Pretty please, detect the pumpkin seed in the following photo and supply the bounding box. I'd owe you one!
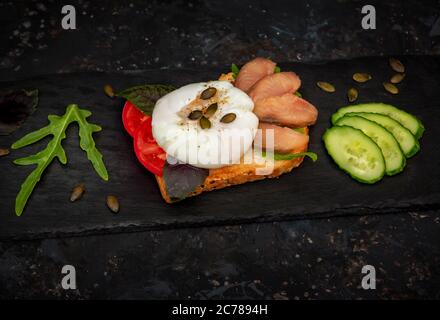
[199,116,211,129]
[317,81,335,93]
[204,103,218,118]
[347,88,358,102]
[70,184,85,202]
[390,73,405,84]
[353,73,372,83]
[104,84,115,98]
[389,58,405,73]
[220,113,237,123]
[0,147,10,157]
[383,82,399,94]
[200,87,217,100]
[106,195,120,213]
[188,110,203,120]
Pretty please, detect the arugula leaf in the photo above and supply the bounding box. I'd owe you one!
[262,151,318,162]
[76,109,108,180]
[231,63,240,79]
[274,66,281,73]
[11,104,108,216]
[116,84,175,115]
[293,127,305,134]
[162,159,208,202]
[294,91,302,98]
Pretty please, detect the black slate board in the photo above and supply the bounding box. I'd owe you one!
[1,56,440,240]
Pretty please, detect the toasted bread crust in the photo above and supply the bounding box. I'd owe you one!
[156,128,309,203]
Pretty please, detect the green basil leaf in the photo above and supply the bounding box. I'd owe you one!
[294,91,302,98]
[0,88,38,135]
[262,151,318,162]
[293,127,305,134]
[12,104,108,216]
[116,84,175,115]
[162,160,209,202]
[231,63,240,79]
[274,66,281,73]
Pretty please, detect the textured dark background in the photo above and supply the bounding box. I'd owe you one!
[1,0,440,299]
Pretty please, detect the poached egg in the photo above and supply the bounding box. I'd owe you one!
[152,81,259,169]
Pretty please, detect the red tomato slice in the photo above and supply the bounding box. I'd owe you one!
[122,101,149,137]
[133,117,166,176]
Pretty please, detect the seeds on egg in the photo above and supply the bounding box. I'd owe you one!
[0,148,10,157]
[106,195,120,213]
[70,184,85,202]
[199,116,211,129]
[200,87,217,100]
[204,103,218,118]
[389,58,405,73]
[347,88,358,102]
[220,113,237,123]
[390,73,405,84]
[383,82,399,94]
[317,81,335,93]
[188,110,203,120]
[353,73,372,83]
[104,84,115,98]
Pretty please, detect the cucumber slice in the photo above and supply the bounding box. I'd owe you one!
[331,103,424,139]
[323,126,385,184]
[335,115,406,176]
[345,112,420,158]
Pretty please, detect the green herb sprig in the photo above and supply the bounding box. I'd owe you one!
[11,104,108,216]
[231,63,240,79]
[262,151,318,162]
[116,84,175,116]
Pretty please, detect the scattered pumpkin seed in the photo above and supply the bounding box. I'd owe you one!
[188,110,203,120]
[70,184,85,202]
[347,88,358,102]
[389,58,405,73]
[200,87,217,100]
[199,116,211,129]
[106,195,120,213]
[0,147,10,157]
[104,84,115,98]
[220,113,237,123]
[383,82,399,94]
[317,81,335,93]
[204,103,218,118]
[390,73,405,84]
[353,73,372,83]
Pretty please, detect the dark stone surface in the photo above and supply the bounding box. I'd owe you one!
[1,56,440,240]
[0,0,440,299]
[1,212,439,299]
[1,0,440,81]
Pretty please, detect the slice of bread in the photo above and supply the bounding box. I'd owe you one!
[156,128,309,203]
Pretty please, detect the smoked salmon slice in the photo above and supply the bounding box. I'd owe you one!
[248,72,301,102]
[253,93,318,128]
[235,57,276,92]
[254,122,309,154]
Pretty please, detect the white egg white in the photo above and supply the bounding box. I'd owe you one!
[152,81,259,169]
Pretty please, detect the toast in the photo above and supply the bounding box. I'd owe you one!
[156,128,309,203]
[153,66,316,203]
